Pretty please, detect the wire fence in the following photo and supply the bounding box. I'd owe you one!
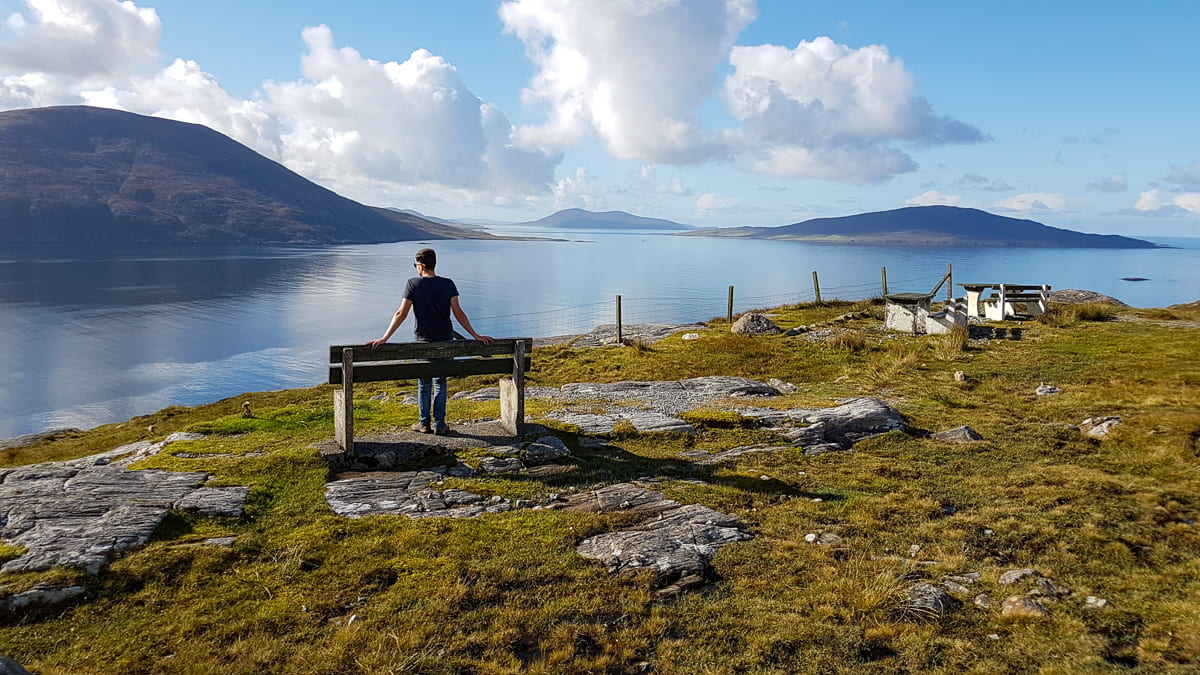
[472,267,955,339]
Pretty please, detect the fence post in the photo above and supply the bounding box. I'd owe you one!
[615,294,622,345]
[881,266,888,297]
[727,285,734,322]
[947,262,953,301]
[812,271,822,305]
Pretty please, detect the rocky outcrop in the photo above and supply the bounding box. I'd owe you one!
[0,436,248,574]
[1048,289,1127,306]
[566,483,750,584]
[325,470,514,519]
[1079,416,1122,439]
[731,313,782,335]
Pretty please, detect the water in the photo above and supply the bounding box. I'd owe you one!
[2,232,1197,438]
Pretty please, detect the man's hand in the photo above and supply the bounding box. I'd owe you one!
[474,334,495,346]
[365,338,387,349]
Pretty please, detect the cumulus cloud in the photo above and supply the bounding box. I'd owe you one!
[0,0,559,203]
[1134,188,1200,215]
[724,37,987,182]
[551,166,611,211]
[907,190,960,206]
[501,0,754,163]
[994,193,1065,212]
[696,192,741,214]
[1087,173,1127,193]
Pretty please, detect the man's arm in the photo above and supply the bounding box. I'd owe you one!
[450,296,493,345]
[365,299,413,348]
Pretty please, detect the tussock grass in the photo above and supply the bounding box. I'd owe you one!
[5,300,1200,673]
[929,326,969,361]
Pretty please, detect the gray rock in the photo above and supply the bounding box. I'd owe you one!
[164,432,207,444]
[0,449,225,573]
[903,582,962,617]
[547,323,706,348]
[974,593,992,609]
[1035,384,1062,396]
[946,573,979,585]
[174,486,250,518]
[0,656,32,675]
[324,470,495,519]
[0,428,81,450]
[784,326,809,336]
[930,425,983,443]
[523,436,572,463]
[998,568,1040,585]
[680,444,790,466]
[486,445,523,457]
[446,462,477,478]
[1001,595,1050,617]
[767,378,798,393]
[941,580,971,594]
[2,583,86,610]
[479,457,525,474]
[1079,416,1121,439]
[1048,289,1127,306]
[1084,596,1110,609]
[202,536,237,547]
[1033,577,1072,597]
[547,410,694,435]
[571,484,750,584]
[731,313,783,335]
[681,332,700,340]
[368,392,391,402]
[452,387,500,401]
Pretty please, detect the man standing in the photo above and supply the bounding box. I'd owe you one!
[366,248,493,435]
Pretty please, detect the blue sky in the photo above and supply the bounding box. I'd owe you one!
[1,0,1198,236]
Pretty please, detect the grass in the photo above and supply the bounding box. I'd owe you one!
[4,299,1200,673]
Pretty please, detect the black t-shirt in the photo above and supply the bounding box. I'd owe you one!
[403,276,459,342]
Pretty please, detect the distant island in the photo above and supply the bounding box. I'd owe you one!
[510,208,694,231]
[683,205,1159,248]
[0,106,496,245]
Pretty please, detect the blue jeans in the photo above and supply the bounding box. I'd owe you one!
[417,376,447,427]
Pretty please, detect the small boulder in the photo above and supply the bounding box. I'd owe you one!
[1079,416,1121,439]
[1084,596,1111,609]
[523,436,572,463]
[0,657,32,675]
[902,582,962,617]
[164,432,206,444]
[479,457,524,474]
[930,425,983,443]
[681,332,700,340]
[974,593,993,609]
[1035,384,1062,396]
[731,313,783,335]
[1001,595,1050,617]
[998,568,1040,585]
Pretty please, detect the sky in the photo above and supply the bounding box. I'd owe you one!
[1,0,1198,236]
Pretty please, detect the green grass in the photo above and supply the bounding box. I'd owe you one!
[4,299,1200,673]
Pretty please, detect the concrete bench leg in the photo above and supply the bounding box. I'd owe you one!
[333,389,354,452]
[499,377,525,436]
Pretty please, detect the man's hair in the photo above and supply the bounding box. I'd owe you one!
[415,248,437,269]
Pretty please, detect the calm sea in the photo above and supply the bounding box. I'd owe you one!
[2,230,1197,438]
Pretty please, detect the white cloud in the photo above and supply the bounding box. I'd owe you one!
[1134,189,1161,211]
[551,166,611,211]
[907,190,960,206]
[0,0,158,80]
[696,192,740,213]
[0,1,560,203]
[994,193,1065,212]
[1135,189,1200,215]
[1087,173,1127,193]
[724,37,986,182]
[500,0,755,163]
[636,165,692,196]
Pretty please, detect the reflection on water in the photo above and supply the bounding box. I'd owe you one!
[1,234,1197,437]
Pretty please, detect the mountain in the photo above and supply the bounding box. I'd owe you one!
[684,205,1159,248]
[513,208,694,230]
[0,106,491,244]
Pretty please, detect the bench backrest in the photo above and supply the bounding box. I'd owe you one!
[328,338,532,385]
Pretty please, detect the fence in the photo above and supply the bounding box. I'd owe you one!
[473,266,957,341]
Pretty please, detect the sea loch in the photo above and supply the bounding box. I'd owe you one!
[1,230,1197,438]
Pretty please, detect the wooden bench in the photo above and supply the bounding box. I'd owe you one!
[959,283,1050,320]
[328,338,532,452]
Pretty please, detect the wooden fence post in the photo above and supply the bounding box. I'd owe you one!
[881,266,888,297]
[812,271,822,305]
[947,262,953,301]
[615,295,622,345]
[727,285,734,322]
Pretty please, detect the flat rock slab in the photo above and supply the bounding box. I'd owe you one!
[0,437,249,574]
[317,421,552,471]
[547,410,695,434]
[566,483,751,583]
[325,470,516,519]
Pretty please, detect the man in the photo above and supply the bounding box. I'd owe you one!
[366,248,493,435]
